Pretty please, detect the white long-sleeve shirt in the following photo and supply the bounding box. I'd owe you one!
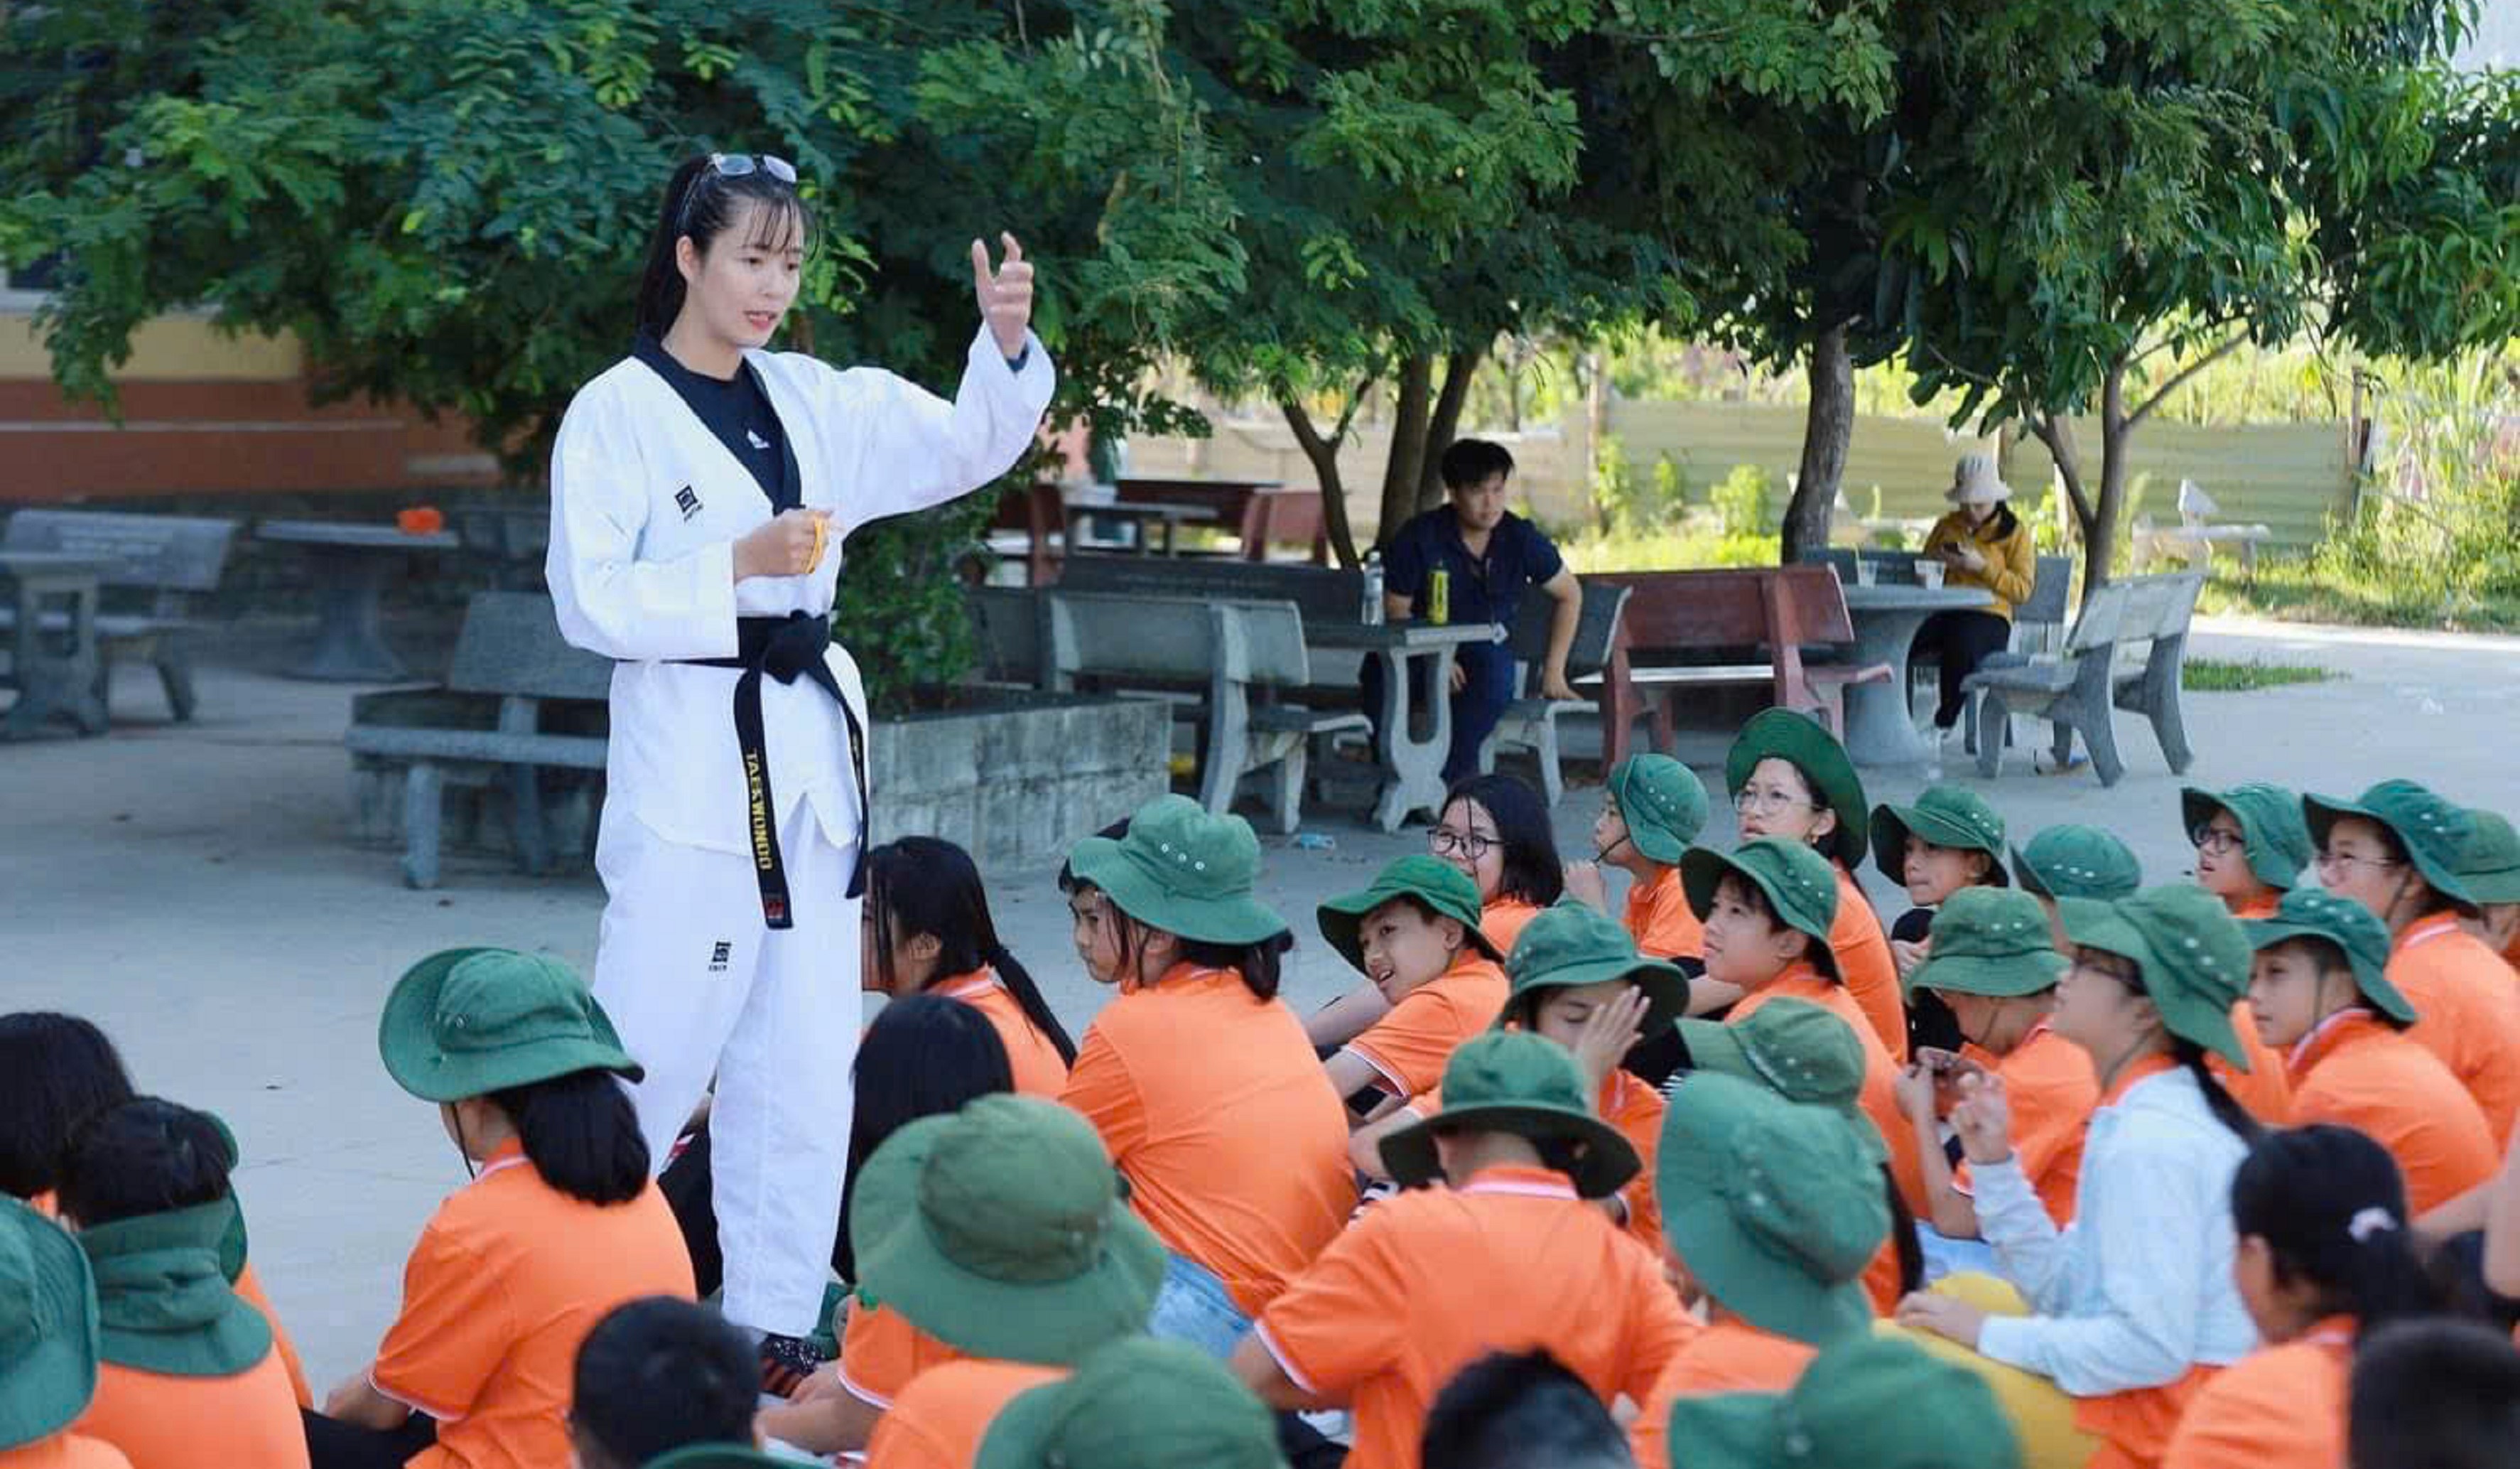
[1974,1063,2259,1395]
[546,325,1055,856]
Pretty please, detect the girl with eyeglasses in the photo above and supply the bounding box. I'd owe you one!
[2305,781,2520,1150]
[2182,784,2314,922]
[544,151,1054,1394]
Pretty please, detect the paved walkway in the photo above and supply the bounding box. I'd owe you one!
[2,615,2514,1383]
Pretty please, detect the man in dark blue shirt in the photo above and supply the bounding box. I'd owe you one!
[1366,438,1583,783]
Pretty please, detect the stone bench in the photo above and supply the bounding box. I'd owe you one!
[1963,571,2205,787]
[0,510,237,721]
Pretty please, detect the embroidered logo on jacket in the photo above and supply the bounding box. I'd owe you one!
[746,429,770,451]
[708,940,732,972]
[674,486,702,520]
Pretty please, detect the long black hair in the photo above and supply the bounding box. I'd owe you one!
[632,153,813,340]
[866,836,1076,1063]
[2232,1124,2438,1340]
[2170,1040,2264,1146]
[836,996,1014,1281]
[485,1070,651,1207]
[1106,913,1293,1004]
[0,1012,137,1200]
[55,1097,229,1227]
[1443,773,1564,908]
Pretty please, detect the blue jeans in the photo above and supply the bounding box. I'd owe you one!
[1146,1252,1251,1360]
[1358,635,1519,785]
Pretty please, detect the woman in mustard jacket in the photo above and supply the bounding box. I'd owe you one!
[1914,452,2038,742]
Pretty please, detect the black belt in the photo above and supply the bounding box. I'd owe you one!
[679,612,867,927]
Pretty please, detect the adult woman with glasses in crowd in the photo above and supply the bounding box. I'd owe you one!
[544,150,1055,1393]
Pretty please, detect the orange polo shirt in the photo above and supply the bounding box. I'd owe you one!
[1406,1068,1667,1251]
[1732,967,1927,1216]
[1832,865,1908,1063]
[369,1141,697,1469]
[1255,1166,1692,1469]
[861,1360,1066,1469]
[1954,1020,2099,1227]
[1628,1320,1817,1469]
[2391,913,2520,1148]
[837,1300,963,1411]
[1347,952,1510,1100]
[1059,964,1356,1316]
[76,1352,308,1469]
[1481,898,1543,957]
[2160,1318,2352,1469]
[930,970,1069,1097]
[229,1263,311,1408]
[1623,865,1704,962]
[2211,1005,2293,1126]
[0,1438,132,1469]
[2286,1010,2497,1215]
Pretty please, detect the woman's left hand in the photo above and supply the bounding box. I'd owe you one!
[1947,543,1988,572]
[972,232,1035,358]
[1895,1291,1989,1348]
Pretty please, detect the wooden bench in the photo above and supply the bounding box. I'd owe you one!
[0,510,237,721]
[1582,566,1890,768]
[1042,592,1367,832]
[343,591,612,887]
[1962,571,2205,787]
[1477,580,1629,806]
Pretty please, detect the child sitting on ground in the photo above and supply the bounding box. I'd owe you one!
[2010,826,2142,937]
[2455,807,2520,971]
[1233,1030,1691,1469]
[850,1096,1165,1469]
[2182,784,2313,922]
[0,1197,131,1468]
[863,836,1075,1095]
[1417,1350,1636,1469]
[1628,1072,1891,1469]
[568,1297,761,1469]
[1871,784,2010,1054]
[55,1098,308,1469]
[1317,856,1511,1119]
[1663,1334,2022,1469]
[2347,1320,2520,1469]
[309,948,693,1469]
[1562,753,1712,967]
[972,1337,1286,1469]
[2240,888,2496,1214]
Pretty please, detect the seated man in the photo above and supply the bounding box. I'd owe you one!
[1367,437,1581,783]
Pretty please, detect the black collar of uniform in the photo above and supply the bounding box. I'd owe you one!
[630,332,804,513]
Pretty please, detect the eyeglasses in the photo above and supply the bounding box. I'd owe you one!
[2190,825,2244,855]
[2317,848,2401,875]
[1734,787,1820,816]
[2067,952,2142,990]
[677,152,799,230]
[1429,827,1498,861]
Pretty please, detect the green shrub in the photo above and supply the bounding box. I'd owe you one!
[1710,463,1773,539]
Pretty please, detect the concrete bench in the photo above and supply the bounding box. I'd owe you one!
[1042,591,1367,833]
[2133,480,2271,575]
[343,591,612,887]
[1477,580,1629,807]
[0,510,237,721]
[1962,571,2205,787]
[1581,566,1890,768]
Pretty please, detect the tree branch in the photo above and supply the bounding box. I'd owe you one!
[2127,313,2244,369]
[2027,412,2094,529]
[2127,330,2249,429]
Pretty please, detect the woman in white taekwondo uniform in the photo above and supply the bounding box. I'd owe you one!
[545,151,1053,1387]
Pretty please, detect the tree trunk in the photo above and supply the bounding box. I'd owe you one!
[1782,325,1853,563]
[1283,398,1362,569]
[1415,345,1485,513]
[2089,360,2134,604]
[1584,350,1609,534]
[1378,354,1435,547]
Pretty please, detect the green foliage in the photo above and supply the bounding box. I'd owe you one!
[2182,659,2340,692]
[1590,434,1690,537]
[1709,463,1773,539]
[1560,515,1779,572]
[2197,554,2520,635]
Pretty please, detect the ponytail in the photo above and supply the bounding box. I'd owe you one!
[985,942,1078,1065]
[2174,1042,2263,1145]
[2231,1124,2438,1341]
[867,837,1075,1062]
[632,154,813,340]
[488,1071,649,1207]
[1883,1165,1925,1296]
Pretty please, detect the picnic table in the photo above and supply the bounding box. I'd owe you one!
[1307,619,1498,832]
[1063,500,1218,557]
[257,520,462,682]
[1838,583,2001,765]
[0,551,110,738]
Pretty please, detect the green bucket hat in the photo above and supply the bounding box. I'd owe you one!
[1500,900,1692,1038]
[2242,888,2412,1024]
[2011,824,2142,901]
[976,1337,1287,1469]
[646,1448,789,1468]
[1379,1031,1641,1200]
[852,1095,1164,1367]
[1726,709,1871,872]
[1064,795,1288,946]
[378,947,641,1104]
[1908,888,2068,999]
[1871,786,2009,888]
[1681,839,1843,982]
[2182,783,2314,892]
[1655,1073,1886,1347]
[2303,780,2478,909]
[79,1199,271,1378]
[1666,1333,2021,1469]
[0,1198,99,1452]
[2055,886,2252,1068]
[1677,999,1886,1168]
[1608,753,1711,864]
[1318,854,1500,970]
[2457,809,2520,905]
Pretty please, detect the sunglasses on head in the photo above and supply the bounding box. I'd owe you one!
[677,152,799,230]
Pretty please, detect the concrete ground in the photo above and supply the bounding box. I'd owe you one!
[3,611,2515,1387]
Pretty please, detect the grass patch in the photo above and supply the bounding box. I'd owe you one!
[2183,658,2340,692]
[2197,555,2520,635]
